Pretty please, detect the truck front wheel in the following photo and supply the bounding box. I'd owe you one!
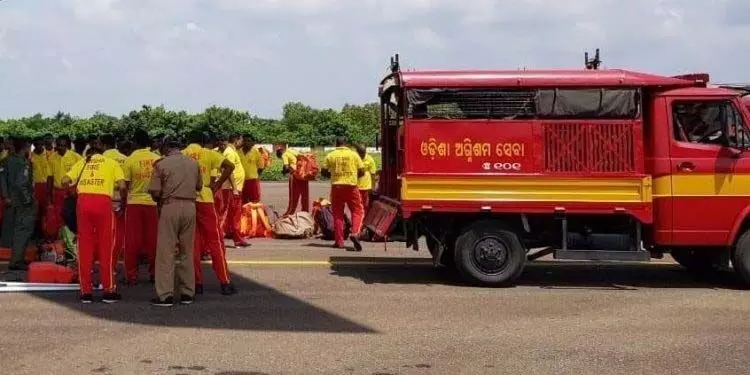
[732,230,750,287]
[454,221,526,287]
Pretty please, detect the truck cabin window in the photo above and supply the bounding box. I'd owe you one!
[672,101,750,148]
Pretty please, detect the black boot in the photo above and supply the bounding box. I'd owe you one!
[220,283,237,295]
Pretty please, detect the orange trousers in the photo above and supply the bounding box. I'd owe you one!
[284,176,309,215]
[194,202,231,285]
[124,204,158,283]
[331,185,364,246]
[359,189,370,217]
[77,194,116,295]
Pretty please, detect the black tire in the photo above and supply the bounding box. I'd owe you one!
[671,248,726,275]
[733,231,750,286]
[453,221,526,287]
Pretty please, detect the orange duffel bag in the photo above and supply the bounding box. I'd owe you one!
[27,262,76,284]
[238,203,273,239]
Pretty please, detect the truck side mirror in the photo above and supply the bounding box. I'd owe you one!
[375,134,381,150]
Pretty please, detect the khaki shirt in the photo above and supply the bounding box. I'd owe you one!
[148,152,202,202]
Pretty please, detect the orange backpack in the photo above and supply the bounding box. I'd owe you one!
[293,152,319,181]
[257,147,271,169]
[239,203,273,238]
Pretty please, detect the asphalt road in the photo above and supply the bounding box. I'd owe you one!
[0,182,749,375]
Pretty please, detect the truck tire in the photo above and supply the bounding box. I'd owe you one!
[671,248,726,275]
[732,230,750,287]
[454,221,525,287]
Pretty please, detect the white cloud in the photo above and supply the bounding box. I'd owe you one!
[0,0,748,119]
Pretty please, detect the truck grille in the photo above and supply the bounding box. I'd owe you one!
[543,122,636,173]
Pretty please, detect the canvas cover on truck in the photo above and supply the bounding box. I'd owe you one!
[407,88,639,119]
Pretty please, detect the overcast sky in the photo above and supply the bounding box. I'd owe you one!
[0,0,748,119]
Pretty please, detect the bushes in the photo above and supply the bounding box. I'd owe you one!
[0,102,380,149]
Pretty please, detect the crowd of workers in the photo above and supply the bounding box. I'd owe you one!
[0,131,377,306]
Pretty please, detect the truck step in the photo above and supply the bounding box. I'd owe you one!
[554,249,650,262]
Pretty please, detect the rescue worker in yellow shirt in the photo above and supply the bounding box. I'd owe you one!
[355,145,378,216]
[122,130,161,285]
[48,135,83,225]
[276,146,309,215]
[63,138,127,303]
[30,138,53,235]
[215,133,250,247]
[321,136,366,251]
[239,134,263,204]
[183,131,238,295]
[101,134,128,265]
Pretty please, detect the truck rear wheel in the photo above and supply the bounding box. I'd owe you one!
[454,221,525,287]
[732,230,750,287]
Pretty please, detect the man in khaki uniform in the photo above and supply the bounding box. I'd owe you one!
[148,136,203,307]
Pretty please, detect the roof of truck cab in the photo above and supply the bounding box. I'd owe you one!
[398,69,699,88]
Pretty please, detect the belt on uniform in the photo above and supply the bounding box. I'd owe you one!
[160,197,196,205]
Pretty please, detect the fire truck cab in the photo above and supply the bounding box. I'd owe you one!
[365,54,750,287]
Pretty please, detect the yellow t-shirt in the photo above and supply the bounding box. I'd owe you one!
[30,152,51,184]
[221,145,245,191]
[66,154,125,197]
[182,143,225,203]
[103,149,126,166]
[123,148,160,206]
[51,150,84,189]
[323,147,364,186]
[357,154,377,190]
[282,149,298,168]
[241,147,261,180]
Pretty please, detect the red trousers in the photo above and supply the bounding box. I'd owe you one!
[52,187,75,221]
[194,202,231,285]
[113,203,125,261]
[77,194,116,295]
[216,189,244,243]
[34,183,48,232]
[360,189,370,217]
[331,185,364,246]
[284,176,309,215]
[242,179,261,203]
[124,204,158,283]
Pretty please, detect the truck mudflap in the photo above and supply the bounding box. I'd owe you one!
[363,196,400,240]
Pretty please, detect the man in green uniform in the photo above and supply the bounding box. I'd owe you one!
[0,138,37,270]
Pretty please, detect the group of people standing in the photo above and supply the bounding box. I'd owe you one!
[0,130,270,306]
[1,131,377,305]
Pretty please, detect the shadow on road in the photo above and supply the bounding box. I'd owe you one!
[23,266,377,334]
[329,257,743,290]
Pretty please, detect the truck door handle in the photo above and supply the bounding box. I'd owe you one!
[678,161,695,172]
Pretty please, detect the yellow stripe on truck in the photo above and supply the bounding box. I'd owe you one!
[654,174,750,197]
[401,176,653,203]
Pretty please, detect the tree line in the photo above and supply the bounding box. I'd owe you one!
[0,102,380,147]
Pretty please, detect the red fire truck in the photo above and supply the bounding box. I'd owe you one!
[365,53,750,287]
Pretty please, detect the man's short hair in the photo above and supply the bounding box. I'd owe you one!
[334,136,347,147]
[133,129,151,148]
[100,133,116,147]
[228,133,242,142]
[186,130,206,145]
[11,137,27,153]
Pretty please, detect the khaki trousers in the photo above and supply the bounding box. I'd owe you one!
[155,200,196,300]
